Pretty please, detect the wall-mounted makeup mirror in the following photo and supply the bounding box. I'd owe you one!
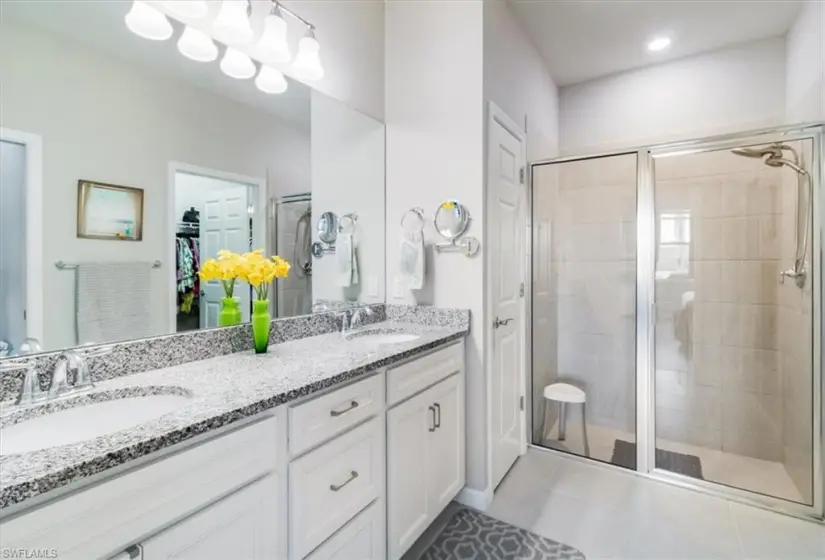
[434,200,480,256]
[434,201,470,241]
[317,211,339,244]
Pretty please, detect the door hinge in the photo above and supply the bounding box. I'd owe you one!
[519,167,525,184]
[519,283,525,298]
[519,396,524,411]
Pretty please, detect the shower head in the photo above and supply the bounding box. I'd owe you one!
[731,145,784,159]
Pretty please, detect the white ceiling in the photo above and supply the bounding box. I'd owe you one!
[508,0,804,86]
[2,1,311,130]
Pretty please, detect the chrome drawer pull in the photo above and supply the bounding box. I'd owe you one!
[330,400,359,417]
[429,405,437,432]
[330,470,359,491]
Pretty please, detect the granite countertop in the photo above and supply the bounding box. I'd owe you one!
[0,321,467,510]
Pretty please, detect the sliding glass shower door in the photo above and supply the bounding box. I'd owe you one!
[530,153,638,466]
[649,137,817,506]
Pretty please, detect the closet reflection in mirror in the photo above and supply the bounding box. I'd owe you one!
[0,1,385,355]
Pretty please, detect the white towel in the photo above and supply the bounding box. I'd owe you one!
[400,229,425,290]
[336,232,359,287]
[76,262,153,345]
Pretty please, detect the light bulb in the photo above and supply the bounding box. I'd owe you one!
[292,29,323,81]
[125,1,173,41]
[255,65,288,94]
[177,26,218,62]
[220,47,255,79]
[164,0,208,19]
[213,0,253,45]
[255,9,291,63]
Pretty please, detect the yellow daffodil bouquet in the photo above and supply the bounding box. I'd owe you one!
[199,249,243,299]
[237,249,291,301]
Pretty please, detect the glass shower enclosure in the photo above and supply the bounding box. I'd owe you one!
[529,123,823,521]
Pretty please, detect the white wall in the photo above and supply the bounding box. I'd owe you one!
[559,37,787,154]
[311,90,386,304]
[483,0,559,161]
[0,20,310,350]
[385,0,486,491]
[785,0,825,122]
[281,0,385,122]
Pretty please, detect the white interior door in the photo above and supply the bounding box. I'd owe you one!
[200,185,250,328]
[487,106,526,490]
[0,140,27,351]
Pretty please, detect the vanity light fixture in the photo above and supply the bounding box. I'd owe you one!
[177,26,218,62]
[220,47,256,79]
[125,0,322,94]
[292,28,324,81]
[124,1,173,41]
[164,0,208,20]
[255,5,291,64]
[213,0,254,45]
[647,36,671,52]
[255,65,289,94]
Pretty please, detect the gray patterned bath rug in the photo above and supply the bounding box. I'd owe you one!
[611,439,704,479]
[420,507,586,560]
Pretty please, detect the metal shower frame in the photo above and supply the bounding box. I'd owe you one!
[526,122,825,523]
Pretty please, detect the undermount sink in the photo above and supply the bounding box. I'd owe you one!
[0,387,192,456]
[345,328,421,345]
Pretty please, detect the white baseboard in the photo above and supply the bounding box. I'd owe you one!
[455,485,494,511]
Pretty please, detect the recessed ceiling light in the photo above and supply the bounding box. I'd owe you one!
[647,37,671,52]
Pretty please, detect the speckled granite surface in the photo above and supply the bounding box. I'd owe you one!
[386,304,471,330]
[0,319,467,510]
[0,304,386,403]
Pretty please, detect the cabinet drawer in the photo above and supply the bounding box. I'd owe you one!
[387,341,463,405]
[289,417,384,559]
[290,373,383,456]
[305,500,384,560]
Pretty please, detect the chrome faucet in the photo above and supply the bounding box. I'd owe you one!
[350,307,374,331]
[2,346,111,406]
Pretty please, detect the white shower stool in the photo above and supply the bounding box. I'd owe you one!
[542,383,590,457]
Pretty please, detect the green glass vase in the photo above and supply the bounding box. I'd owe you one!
[218,297,242,327]
[251,299,271,354]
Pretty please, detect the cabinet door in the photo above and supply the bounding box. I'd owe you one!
[427,374,465,514]
[141,473,278,560]
[386,389,432,560]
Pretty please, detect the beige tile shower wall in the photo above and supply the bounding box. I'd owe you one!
[654,150,785,461]
[778,140,814,504]
[549,155,638,434]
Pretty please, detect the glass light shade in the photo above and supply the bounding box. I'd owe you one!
[292,34,323,81]
[255,12,291,63]
[125,1,173,41]
[164,0,208,19]
[255,65,288,94]
[177,26,218,62]
[212,0,253,45]
[220,47,255,79]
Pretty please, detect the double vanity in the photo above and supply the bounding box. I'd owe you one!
[0,306,469,560]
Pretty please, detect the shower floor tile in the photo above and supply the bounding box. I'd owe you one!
[538,423,804,503]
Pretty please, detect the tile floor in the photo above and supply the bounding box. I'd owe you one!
[540,422,804,503]
[485,449,825,560]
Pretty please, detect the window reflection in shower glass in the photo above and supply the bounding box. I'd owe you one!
[531,153,637,467]
[652,140,815,505]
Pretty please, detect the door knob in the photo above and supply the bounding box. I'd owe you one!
[493,316,514,329]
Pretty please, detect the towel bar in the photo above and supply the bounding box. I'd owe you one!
[55,260,162,269]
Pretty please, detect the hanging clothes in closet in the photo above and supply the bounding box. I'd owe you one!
[176,234,200,314]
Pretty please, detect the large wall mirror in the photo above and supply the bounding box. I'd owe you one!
[0,1,385,356]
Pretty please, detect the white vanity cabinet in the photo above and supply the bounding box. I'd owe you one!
[0,338,466,560]
[140,473,279,559]
[387,372,465,560]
